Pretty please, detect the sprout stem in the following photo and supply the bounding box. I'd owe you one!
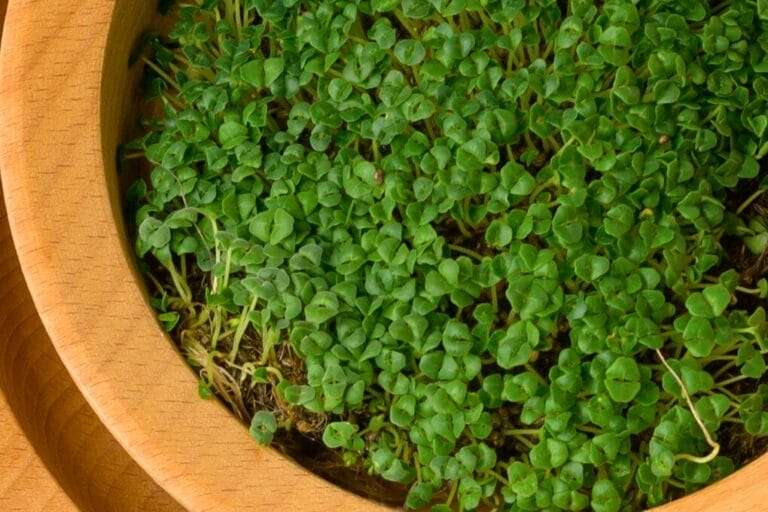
[736,286,761,295]
[718,386,742,404]
[448,244,485,261]
[736,188,767,215]
[235,0,242,36]
[667,478,686,490]
[141,57,181,91]
[446,480,458,506]
[265,366,284,381]
[229,297,258,362]
[717,374,749,388]
[210,308,223,349]
[712,359,738,379]
[656,349,720,465]
[504,428,540,436]
[393,10,420,39]
[511,433,535,449]
[702,355,737,363]
[487,469,509,485]
[454,218,473,238]
[163,259,192,306]
[146,271,167,296]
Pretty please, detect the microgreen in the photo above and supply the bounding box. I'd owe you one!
[129,0,768,510]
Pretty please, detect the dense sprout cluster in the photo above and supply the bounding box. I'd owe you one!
[127,0,768,510]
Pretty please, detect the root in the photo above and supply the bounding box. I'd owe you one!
[182,331,247,420]
[656,349,721,464]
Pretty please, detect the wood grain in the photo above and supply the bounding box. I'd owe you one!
[0,3,183,512]
[0,2,390,510]
[0,0,6,39]
[0,181,184,512]
[0,102,76,504]
[0,1,765,511]
[0,3,72,510]
[0,391,76,512]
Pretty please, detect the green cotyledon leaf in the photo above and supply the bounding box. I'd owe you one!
[130,1,768,509]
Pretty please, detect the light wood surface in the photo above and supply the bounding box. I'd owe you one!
[0,181,184,512]
[0,1,765,511]
[0,91,185,509]
[0,2,389,510]
[0,1,73,508]
[0,392,76,512]
[0,0,6,39]
[0,3,183,511]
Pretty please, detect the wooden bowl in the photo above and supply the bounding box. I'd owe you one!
[0,182,185,512]
[0,1,766,510]
[0,3,179,512]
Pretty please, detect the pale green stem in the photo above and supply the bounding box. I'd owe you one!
[737,187,766,215]
[656,349,720,465]
[142,57,181,91]
[229,296,258,362]
[448,244,484,261]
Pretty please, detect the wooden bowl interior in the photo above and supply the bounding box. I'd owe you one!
[1,1,388,510]
[1,1,768,511]
[0,185,183,512]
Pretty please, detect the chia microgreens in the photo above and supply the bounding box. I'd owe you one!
[126,0,768,510]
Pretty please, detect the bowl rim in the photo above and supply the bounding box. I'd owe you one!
[0,2,390,511]
[1,1,767,511]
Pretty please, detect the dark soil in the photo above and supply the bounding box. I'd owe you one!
[715,178,768,467]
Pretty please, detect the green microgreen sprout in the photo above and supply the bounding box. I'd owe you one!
[126,0,768,510]
[655,348,720,464]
